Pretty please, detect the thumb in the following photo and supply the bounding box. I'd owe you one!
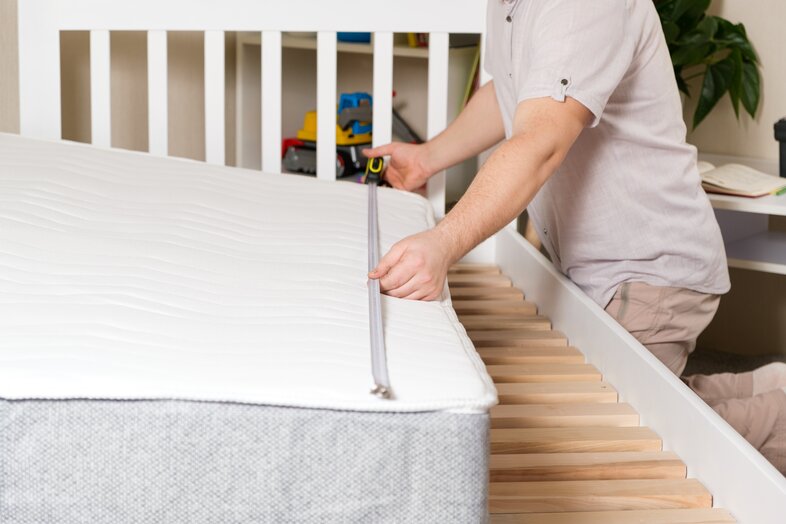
[363,143,396,158]
[369,243,405,279]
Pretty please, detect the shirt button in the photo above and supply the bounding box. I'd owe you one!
[506,15,512,22]
[543,228,548,235]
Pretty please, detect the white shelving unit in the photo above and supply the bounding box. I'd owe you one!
[701,153,786,275]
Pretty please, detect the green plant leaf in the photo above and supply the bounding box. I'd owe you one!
[655,0,762,127]
[741,60,761,117]
[716,21,759,66]
[671,0,711,22]
[696,15,718,41]
[693,57,734,128]
[662,20,681,42]
[727,48,743,118]
[671,42,713,67]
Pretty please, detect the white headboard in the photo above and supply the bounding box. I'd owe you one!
[17,0,488,217]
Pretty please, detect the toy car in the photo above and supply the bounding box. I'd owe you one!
[283,93,373,178]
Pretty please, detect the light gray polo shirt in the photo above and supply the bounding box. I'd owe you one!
[485,0,730,307]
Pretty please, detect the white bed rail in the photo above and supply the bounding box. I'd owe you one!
[17,0,487,217]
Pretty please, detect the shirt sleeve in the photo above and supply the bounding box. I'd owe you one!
[515,0,634,128]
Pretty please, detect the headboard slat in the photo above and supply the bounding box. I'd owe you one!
[89,30,111,147]
[147,30,168,156]
[204,30,225,165]
[316,31,337,181]
[426,32,449,218]
[372,32,394,149]
[261,31,283,174]
[18,0,61,140]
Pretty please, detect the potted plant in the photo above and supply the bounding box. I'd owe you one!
[655,0,761,128]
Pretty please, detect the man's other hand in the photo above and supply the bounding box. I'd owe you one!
[362,142,433,192]
[368,229,454,301]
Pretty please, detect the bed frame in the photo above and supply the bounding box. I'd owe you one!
[16,0,786,522]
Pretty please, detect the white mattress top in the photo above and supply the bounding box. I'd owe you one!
[0,134,496,412]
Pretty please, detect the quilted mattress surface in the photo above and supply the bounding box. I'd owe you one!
[0,134,497,413]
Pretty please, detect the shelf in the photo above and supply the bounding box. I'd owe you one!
[238,32,431,59]
[709,192,786,217]
[724,231,786,275]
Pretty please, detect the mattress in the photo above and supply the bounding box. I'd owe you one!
[0,134,496,523]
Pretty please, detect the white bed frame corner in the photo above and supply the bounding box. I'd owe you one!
[15,1,786,522]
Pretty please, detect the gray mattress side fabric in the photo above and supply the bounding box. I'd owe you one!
[0,399,489,523]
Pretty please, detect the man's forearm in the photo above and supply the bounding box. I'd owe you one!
[432,96,591,263]
[433,132,559,262]
[423,81,506,173]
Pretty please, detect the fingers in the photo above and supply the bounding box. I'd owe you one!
[368,242,405,280]
[363,143,396,158]
[375,253,444,301]
[368,232,447,302]
[379,261,417,293]
[402,288,431,301]
[384,168,406,190]
[400,276,443,301]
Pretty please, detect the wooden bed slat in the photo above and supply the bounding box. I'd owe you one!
[469,330,568,347]
[204,30,225,165]
[494,382,617,405]
[458,315,551,331]
[261,30,282,173]
[147,30,168,156]
[489,451,686,482]
[486,364,602,383]
[448,274,513,287]
[479,347,585,365]
[488,479,712,513]
[452,300,537,316]
[89,30,111,148]
[490,403,639,429]
[490,427,662,455]
[450,286,525,300]
[490,508,735,523]
[448,264,501,275]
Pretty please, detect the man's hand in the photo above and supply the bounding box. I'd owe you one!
[363,142,433,192]
[368,229,455,301]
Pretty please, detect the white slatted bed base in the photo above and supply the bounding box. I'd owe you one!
[15,1,786,522]
[481,229,786,524]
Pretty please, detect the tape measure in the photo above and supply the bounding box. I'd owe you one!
[365,156,392,399]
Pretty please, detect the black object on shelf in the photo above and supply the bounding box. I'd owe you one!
[775,118,786,178]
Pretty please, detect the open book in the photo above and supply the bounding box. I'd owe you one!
[698,162,786,198]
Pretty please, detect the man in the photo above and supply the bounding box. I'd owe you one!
[364,0,786,473]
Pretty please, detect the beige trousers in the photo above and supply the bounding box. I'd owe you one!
[605,282,786,473]
[604,282,719,377]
